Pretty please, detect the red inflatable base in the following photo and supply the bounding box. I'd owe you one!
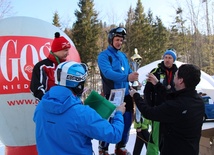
[5,145,38,155]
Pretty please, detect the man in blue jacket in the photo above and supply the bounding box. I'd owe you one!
[98,27,139,155]
[33,61,126,155]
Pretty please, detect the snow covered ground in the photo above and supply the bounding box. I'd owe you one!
[0,122,213,155]
[92,127,146,155]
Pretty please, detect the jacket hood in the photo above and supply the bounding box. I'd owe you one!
[41,86,81,114]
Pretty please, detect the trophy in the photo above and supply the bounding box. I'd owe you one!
[130,48,142,90]
[130,48,142,123]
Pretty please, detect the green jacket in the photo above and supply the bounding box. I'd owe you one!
[134,116,151,130]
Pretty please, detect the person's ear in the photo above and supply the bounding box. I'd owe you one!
[178,78,184,85]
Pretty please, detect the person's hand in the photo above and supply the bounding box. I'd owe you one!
[129,87,138,97]
[128,72,139,82]
[116,102,126,115]
[146,73,159,85]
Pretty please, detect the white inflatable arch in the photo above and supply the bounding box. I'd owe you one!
[138,60,214,100]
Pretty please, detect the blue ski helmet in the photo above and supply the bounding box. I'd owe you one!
[55,61,88,88]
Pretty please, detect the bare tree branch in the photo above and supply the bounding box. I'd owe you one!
[0,0,13,19]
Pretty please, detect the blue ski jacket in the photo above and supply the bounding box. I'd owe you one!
[33,86,124,155]
[98,45,132,96]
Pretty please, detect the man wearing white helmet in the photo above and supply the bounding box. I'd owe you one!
[33,61,126,155]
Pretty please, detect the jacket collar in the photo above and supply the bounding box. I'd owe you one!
[47,53,66,65]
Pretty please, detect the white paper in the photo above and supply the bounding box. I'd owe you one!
[109,88,125,117]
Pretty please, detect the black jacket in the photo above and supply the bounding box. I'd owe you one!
[144,61,178,107]
[133,88,204,155]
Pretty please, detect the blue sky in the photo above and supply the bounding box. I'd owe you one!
[10,0,194,28]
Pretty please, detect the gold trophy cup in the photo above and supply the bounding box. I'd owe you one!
[130,48,142,90]
[130,48,142,123]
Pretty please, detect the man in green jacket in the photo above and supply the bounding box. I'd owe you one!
[143,49,178,155]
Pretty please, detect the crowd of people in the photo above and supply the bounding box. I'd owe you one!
[31,28,205,155]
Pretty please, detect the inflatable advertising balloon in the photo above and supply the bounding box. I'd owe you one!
[0,16,81,155]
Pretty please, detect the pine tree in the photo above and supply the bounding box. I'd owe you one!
[168,8,193,63]
[72,0,102,92]
[124,6,135,58]
[52,11,61,28]
[72,0,101,64]
[125,0,152,65]
[149,15,169,62]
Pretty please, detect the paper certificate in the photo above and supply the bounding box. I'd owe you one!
[109,88,125,117]
[109,88,125,106]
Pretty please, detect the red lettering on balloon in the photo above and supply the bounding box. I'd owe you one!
[0,36,52,94]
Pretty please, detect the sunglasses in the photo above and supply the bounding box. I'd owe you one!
[66,63,88,82]
[115,27,126,35]
[66,73,87,82]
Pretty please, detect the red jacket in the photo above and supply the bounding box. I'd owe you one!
[30,54,65,101]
